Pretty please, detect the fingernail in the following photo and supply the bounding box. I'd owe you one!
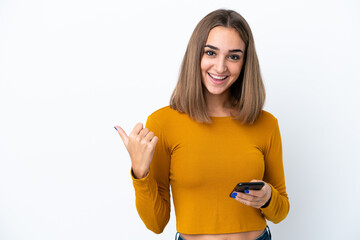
[231,193,237,198]
[244,190,249,194]
[114,127,117,131]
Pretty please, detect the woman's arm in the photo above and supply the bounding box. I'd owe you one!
[126,116,171,233]
[260,120,290,223]
[231,119,290,223]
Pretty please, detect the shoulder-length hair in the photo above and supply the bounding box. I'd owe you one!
[170,9,265,124]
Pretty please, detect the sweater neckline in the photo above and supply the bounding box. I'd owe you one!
[209,116,234,120]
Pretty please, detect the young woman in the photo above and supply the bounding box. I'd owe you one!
[115,9,289,240]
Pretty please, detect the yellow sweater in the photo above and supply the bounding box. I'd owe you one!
[131,106,289,234]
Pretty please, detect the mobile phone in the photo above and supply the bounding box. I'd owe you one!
[229,182,265,197]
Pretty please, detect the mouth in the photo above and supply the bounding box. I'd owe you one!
[208,73,228,84]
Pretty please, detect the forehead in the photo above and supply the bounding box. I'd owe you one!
[205,26,245,50]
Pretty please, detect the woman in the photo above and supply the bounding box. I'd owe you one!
[115,9,289,240]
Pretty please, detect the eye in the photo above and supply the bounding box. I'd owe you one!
[229,55,240,60]
[205,50,216,56]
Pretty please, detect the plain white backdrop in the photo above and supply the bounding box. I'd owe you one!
[1,0,359,239]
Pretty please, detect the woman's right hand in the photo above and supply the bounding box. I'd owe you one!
[115,123,159,179]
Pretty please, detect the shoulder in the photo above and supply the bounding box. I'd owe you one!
[146,106,190,139]
[148,106,175,118]
[147,106,188,126]
[258,110,278,122]
[252,110,279,130]
[148,106,182,120]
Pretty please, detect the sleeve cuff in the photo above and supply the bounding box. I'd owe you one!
[260,183,278,213]
[130,167,149,179]
[130,167,155,188]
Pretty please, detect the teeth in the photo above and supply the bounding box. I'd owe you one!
[209,73,227,80]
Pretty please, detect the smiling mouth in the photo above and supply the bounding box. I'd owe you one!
[208,73,228,81]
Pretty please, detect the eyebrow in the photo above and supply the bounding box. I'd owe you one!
[204,44,243,53]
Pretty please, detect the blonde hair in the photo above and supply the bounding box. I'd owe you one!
[170,9,265,124]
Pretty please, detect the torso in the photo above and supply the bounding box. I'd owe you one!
[181,229,265,240]
[148,106,277,234]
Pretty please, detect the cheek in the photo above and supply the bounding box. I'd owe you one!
[200,58,211,72]
[229,62,244,76]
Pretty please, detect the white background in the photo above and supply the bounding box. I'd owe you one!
[1,0,359,239]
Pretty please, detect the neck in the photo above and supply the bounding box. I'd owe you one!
[204,90,234,117]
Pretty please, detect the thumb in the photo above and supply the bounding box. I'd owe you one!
[250,179,263,182]
[114,126,129,147]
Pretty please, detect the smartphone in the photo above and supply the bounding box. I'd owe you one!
[230,182,265,197]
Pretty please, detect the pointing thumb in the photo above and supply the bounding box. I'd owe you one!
[114,126,129,147]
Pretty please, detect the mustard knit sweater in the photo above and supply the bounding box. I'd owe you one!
[131,106,289,234]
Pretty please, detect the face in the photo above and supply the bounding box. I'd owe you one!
[200,26,245,99]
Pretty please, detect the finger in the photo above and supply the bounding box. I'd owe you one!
[143,131,155,142]
[235,192,263,204]
[114,126,129,146]
[246,190,265,198]
[250,179,263,183]
[235,197,262,208]
[139,128,150,139]
[130,122,144,137]
[234,191,262,203]
[244,187,266,198]
[150,136,159,147]
[233,190,260,198]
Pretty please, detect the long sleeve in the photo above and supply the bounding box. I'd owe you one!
[260,119,290,223]
[131,115,171,233]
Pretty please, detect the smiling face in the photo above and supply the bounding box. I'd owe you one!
[200,26,246,101]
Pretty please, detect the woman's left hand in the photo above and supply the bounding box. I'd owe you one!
[232,180,272,209]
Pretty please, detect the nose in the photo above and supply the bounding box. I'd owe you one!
[214,56,227,73]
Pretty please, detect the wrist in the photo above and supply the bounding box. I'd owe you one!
[132,167,149,179]
[261,184,272,208]
[261,195,272,208]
